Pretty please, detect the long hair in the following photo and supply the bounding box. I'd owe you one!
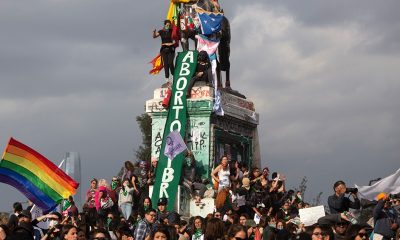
[60,224,77,240]
[150,226,171,240]
[89,228,111,240]
[204,218,225,240]
[191,216,205,234]
[124,161,135,171]
[345,224,365,240]
[227,224,246,240]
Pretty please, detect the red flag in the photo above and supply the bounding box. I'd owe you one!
[149,54,163,75]
[172,23,180,48]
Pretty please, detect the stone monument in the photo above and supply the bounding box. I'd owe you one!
[146,82,260,216]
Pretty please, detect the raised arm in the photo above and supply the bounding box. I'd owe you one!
[153,29,160,38]
[349,193,360,210]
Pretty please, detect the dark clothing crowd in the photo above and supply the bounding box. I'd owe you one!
[1,160,399,240]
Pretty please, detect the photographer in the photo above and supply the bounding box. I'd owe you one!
[373,193,400,240]
[328,181,360,214]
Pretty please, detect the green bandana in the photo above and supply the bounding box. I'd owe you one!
[106,218,112,227]
[111,181,118,190]
[194,229,202,240]
[143,205,149,212]
[62,200,71,211]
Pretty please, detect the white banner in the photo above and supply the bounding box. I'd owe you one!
[355,168,400,200]
[299,205,325,226]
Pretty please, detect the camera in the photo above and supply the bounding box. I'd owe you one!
[389,193,400,199]
[346,187,358,194]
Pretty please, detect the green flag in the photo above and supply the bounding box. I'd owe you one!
[152,51,198,211]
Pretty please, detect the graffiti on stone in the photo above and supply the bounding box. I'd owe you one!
[187,131,207,151]
[151,118,166,159]
[154,132,162,155]
[189,86,212,99]
[146,100,166,113]
[221,92,255,111]
[186,117,209,159]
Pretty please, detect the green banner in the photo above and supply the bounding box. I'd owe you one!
[152,51,198,211]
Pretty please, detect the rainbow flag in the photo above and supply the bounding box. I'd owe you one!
[0,138,79,211]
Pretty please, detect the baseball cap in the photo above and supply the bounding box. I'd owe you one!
[158,197,168,206]
[18,210,32,219]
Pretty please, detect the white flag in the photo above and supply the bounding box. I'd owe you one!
[164,131,188,160]
[213,90,224,116]
[355,168,400,200]
[30,205,49,229]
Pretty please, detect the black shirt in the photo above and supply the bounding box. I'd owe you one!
[158,29,173,44]
[328,193,360,214]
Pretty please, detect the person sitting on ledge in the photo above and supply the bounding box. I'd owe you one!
[186,50,213,98]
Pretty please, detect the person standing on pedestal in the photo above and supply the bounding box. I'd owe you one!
[153,20,176,82]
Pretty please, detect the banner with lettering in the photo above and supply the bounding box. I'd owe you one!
[152,51,198,211]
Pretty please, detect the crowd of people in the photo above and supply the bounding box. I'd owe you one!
[0,155,399,240]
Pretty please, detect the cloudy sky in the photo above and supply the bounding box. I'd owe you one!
[1,0,399,212]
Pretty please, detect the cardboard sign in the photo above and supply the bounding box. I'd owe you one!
[299,205,325,226]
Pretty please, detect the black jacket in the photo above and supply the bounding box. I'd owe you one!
[328,194,360,214]
[373,200,400,238]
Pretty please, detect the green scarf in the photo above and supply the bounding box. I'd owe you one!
[111,181,118,190]
[61,200,71,211]
[143,205,149,212]
[194,229,202,240]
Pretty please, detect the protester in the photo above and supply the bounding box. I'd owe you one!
[150,226,170,240]
[345,224,369,240]
[3,158,398,240]
[138,197,153,220]
[186,50,212,97]
[121,161,135,182]
[7,202,22,232]
[227,224,247,240]
[95,179,115,228]
[0,224,12,240]
[148,158,158,186]
[59,224,78,240]
[85,178,98,229]
[211,156,231,192]
[204,218,224,240]
[134,209,156,240]
[118,178,135,220]
[153,19,176,82]
[89,228,112,240]
[308,225,329,240]
[373,193,400,240]
[328,181,360,214]
[190,216,205,240]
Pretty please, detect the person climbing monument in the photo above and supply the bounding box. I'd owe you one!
[186,50,212,97]
[153,20,176,82]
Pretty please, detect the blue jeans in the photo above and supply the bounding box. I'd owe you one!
[120,202,132,219]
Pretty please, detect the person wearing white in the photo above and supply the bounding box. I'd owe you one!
[118,179,134,219]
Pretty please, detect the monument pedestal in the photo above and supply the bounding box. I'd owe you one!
[146,84,260,215]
